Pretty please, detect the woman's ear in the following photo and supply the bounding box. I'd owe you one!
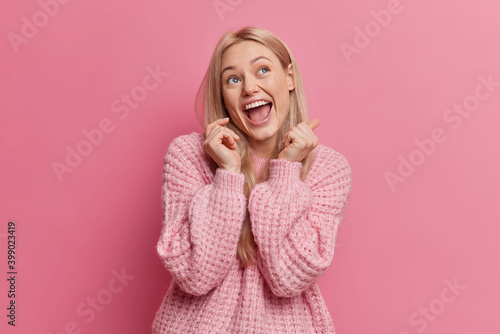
[287,63,295,91]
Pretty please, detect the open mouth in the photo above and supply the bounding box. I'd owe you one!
[242,100,273,125]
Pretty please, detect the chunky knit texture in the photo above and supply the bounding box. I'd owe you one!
[152,132,353,334]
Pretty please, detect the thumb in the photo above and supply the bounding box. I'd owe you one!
[307,119,320,131]
[281,133,290,147]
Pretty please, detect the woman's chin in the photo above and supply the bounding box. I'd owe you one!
[247,127,278,144]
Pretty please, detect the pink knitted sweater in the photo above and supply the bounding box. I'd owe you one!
[152,132,353,334]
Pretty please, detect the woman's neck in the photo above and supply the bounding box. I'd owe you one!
[250,150,269,184]
[248,135,278,159]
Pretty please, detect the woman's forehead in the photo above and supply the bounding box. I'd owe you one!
[222,41,276,65]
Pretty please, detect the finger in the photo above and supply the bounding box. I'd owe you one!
[212,118,239,141]
[205,125,222,143]
[206,118,230,136]
[281,132,291,148]
[307,119,320,131]
[296,123,312,136]
[282,130,298,148]
[221,130,236,148]
[292,124,309,139]
[206,118,228,136]
[210,126,237,150]
[222,139,237,150]
[297,123,317,144]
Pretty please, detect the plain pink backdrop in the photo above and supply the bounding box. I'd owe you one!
[1,0,499,333]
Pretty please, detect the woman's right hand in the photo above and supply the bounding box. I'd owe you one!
[203,118,242,174]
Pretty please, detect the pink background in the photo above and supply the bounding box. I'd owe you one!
[1,0,499,333]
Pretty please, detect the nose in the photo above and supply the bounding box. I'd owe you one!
[242,77,259,96]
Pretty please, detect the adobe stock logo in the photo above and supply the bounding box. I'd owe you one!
[397,277,467,334]
[339,0,407,64]
[48,267,135,334]
[7,0,72,54]
[213,0,244,21]
[385,73,499,192]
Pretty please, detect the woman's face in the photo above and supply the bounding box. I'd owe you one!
[221,40,295,151]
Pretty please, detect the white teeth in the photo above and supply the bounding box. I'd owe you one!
[244,100,269,110]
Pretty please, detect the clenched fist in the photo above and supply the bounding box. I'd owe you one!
[203,118,242,174]
[278,119,320,162]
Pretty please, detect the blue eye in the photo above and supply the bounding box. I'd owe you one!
[227,77,240,85]
[258,67,269,74]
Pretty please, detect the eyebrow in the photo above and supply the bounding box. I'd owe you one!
[221,56,271,76]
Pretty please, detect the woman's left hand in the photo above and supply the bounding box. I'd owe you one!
[278,119,320,162]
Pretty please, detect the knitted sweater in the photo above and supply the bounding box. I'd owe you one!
[152,132,353,334]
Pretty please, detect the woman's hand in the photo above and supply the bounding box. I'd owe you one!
[278,119,320,162]
[203,118,242,174]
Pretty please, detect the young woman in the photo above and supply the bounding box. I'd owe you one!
[152,26,353,333]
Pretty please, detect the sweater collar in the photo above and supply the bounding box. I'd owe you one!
[250,150,270,175]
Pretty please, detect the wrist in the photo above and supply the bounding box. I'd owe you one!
[277,153,298,162]
[220,165,241,174]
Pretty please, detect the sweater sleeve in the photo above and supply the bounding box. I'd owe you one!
[156,134,247,296]
[248,148,353,297]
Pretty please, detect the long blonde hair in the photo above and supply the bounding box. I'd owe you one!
[195,26,314,267]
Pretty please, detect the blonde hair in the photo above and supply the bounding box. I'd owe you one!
[195,26,314,267]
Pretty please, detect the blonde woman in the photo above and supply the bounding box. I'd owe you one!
[152,26,353,333]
